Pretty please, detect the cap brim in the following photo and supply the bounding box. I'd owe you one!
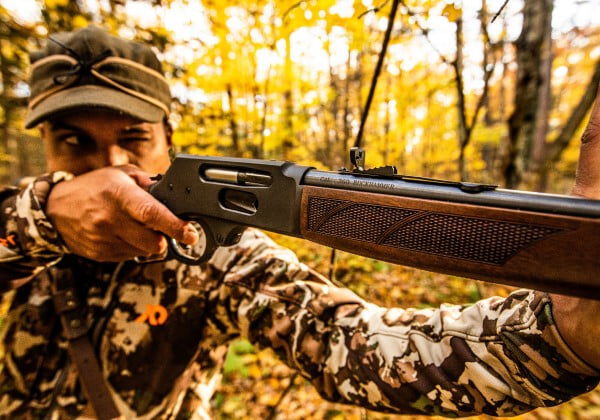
[25,85,166,129]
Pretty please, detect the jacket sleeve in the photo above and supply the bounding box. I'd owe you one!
[0,172,72,292]
[207,229,600,417]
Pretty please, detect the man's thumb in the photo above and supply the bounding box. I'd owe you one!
[574,86,600,198]
[116,164,154,190]
[582,85,600,145]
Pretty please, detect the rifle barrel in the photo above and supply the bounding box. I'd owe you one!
[304,170,600,218]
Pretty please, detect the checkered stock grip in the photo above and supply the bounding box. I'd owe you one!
[299,186,600,298]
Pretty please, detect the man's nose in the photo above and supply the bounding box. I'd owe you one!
[102,145,130,167]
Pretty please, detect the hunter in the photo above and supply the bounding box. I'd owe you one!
[0,26,598,419]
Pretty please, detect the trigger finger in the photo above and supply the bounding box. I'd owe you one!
[116,221,167,256]
[80,239,150,262]
[119,185,199,246]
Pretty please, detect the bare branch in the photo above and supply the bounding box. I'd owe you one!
[398,0,452,64]
[354,0,401,148]
[491,0,511,23]
[548,58,600,163]
[358,0,391,19]
[469,65,494,130]
[469,3,497,129]
[282,1,306,21]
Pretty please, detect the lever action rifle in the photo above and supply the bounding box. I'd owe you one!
[149,147,600,299]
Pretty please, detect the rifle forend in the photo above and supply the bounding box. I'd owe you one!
[149,152,600,299]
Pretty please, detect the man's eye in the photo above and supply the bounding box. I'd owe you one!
[120,138,150,148]
[62,135,82,146]
[121,137,149,143]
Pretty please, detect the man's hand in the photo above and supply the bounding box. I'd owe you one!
[46,166,199,262]
[551,87,600,370]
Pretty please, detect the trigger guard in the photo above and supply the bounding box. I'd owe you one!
[166,218,246,265]
[167,237,215,265]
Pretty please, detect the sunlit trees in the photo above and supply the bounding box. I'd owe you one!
[3,0,600,192]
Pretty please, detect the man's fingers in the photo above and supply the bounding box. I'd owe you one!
[115,164,155,190]
[115,219,167,256]
[77,238,151,262]
[574,87,600,198]
[118,184,199,245]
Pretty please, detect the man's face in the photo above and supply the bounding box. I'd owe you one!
[40,109,172,175]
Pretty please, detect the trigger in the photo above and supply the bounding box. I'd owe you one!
[167,237,211,265]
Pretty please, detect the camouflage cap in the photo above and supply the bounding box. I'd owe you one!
[25,25,171,128]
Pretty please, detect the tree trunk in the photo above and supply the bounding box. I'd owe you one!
[498,20,508,123]
[523,8,554,189]
[0,37,15,184]
[503,0,553,188]
[282,36,294,160]
[482,0,496,127]
[456,2,496,181]
[382,75,392,165]
[342,51,352,156]
[258,61,272,159]
[225,84,241,156]
[352,50,364,154]
[454,17,470,180]
[537,59,600,189]
[327,37,341,168]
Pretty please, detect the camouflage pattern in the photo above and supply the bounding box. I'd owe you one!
[0,173,598,418]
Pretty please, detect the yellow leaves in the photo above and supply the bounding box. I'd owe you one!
[44,0,70,8]
[220,397,246,416]
[0,43,17,61]
[247,363,263,379]
[326,412,346,420]
[353,2,369,19]
[72,15,88,29]
[442,3,462,22]
[257,392,280,406]
[0,152,16,164]
[0,291,14,361]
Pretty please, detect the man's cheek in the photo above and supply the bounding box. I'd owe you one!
[140,150,170,174]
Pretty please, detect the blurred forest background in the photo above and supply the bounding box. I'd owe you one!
[2,0,600,419]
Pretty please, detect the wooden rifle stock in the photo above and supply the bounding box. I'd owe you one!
[150,153,600,299]
[300,186,600,299]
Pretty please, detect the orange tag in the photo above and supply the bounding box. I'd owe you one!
[135,304,168,326]
[0,234,16,247]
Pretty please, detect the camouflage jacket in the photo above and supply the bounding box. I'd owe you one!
[0,173,598,419]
